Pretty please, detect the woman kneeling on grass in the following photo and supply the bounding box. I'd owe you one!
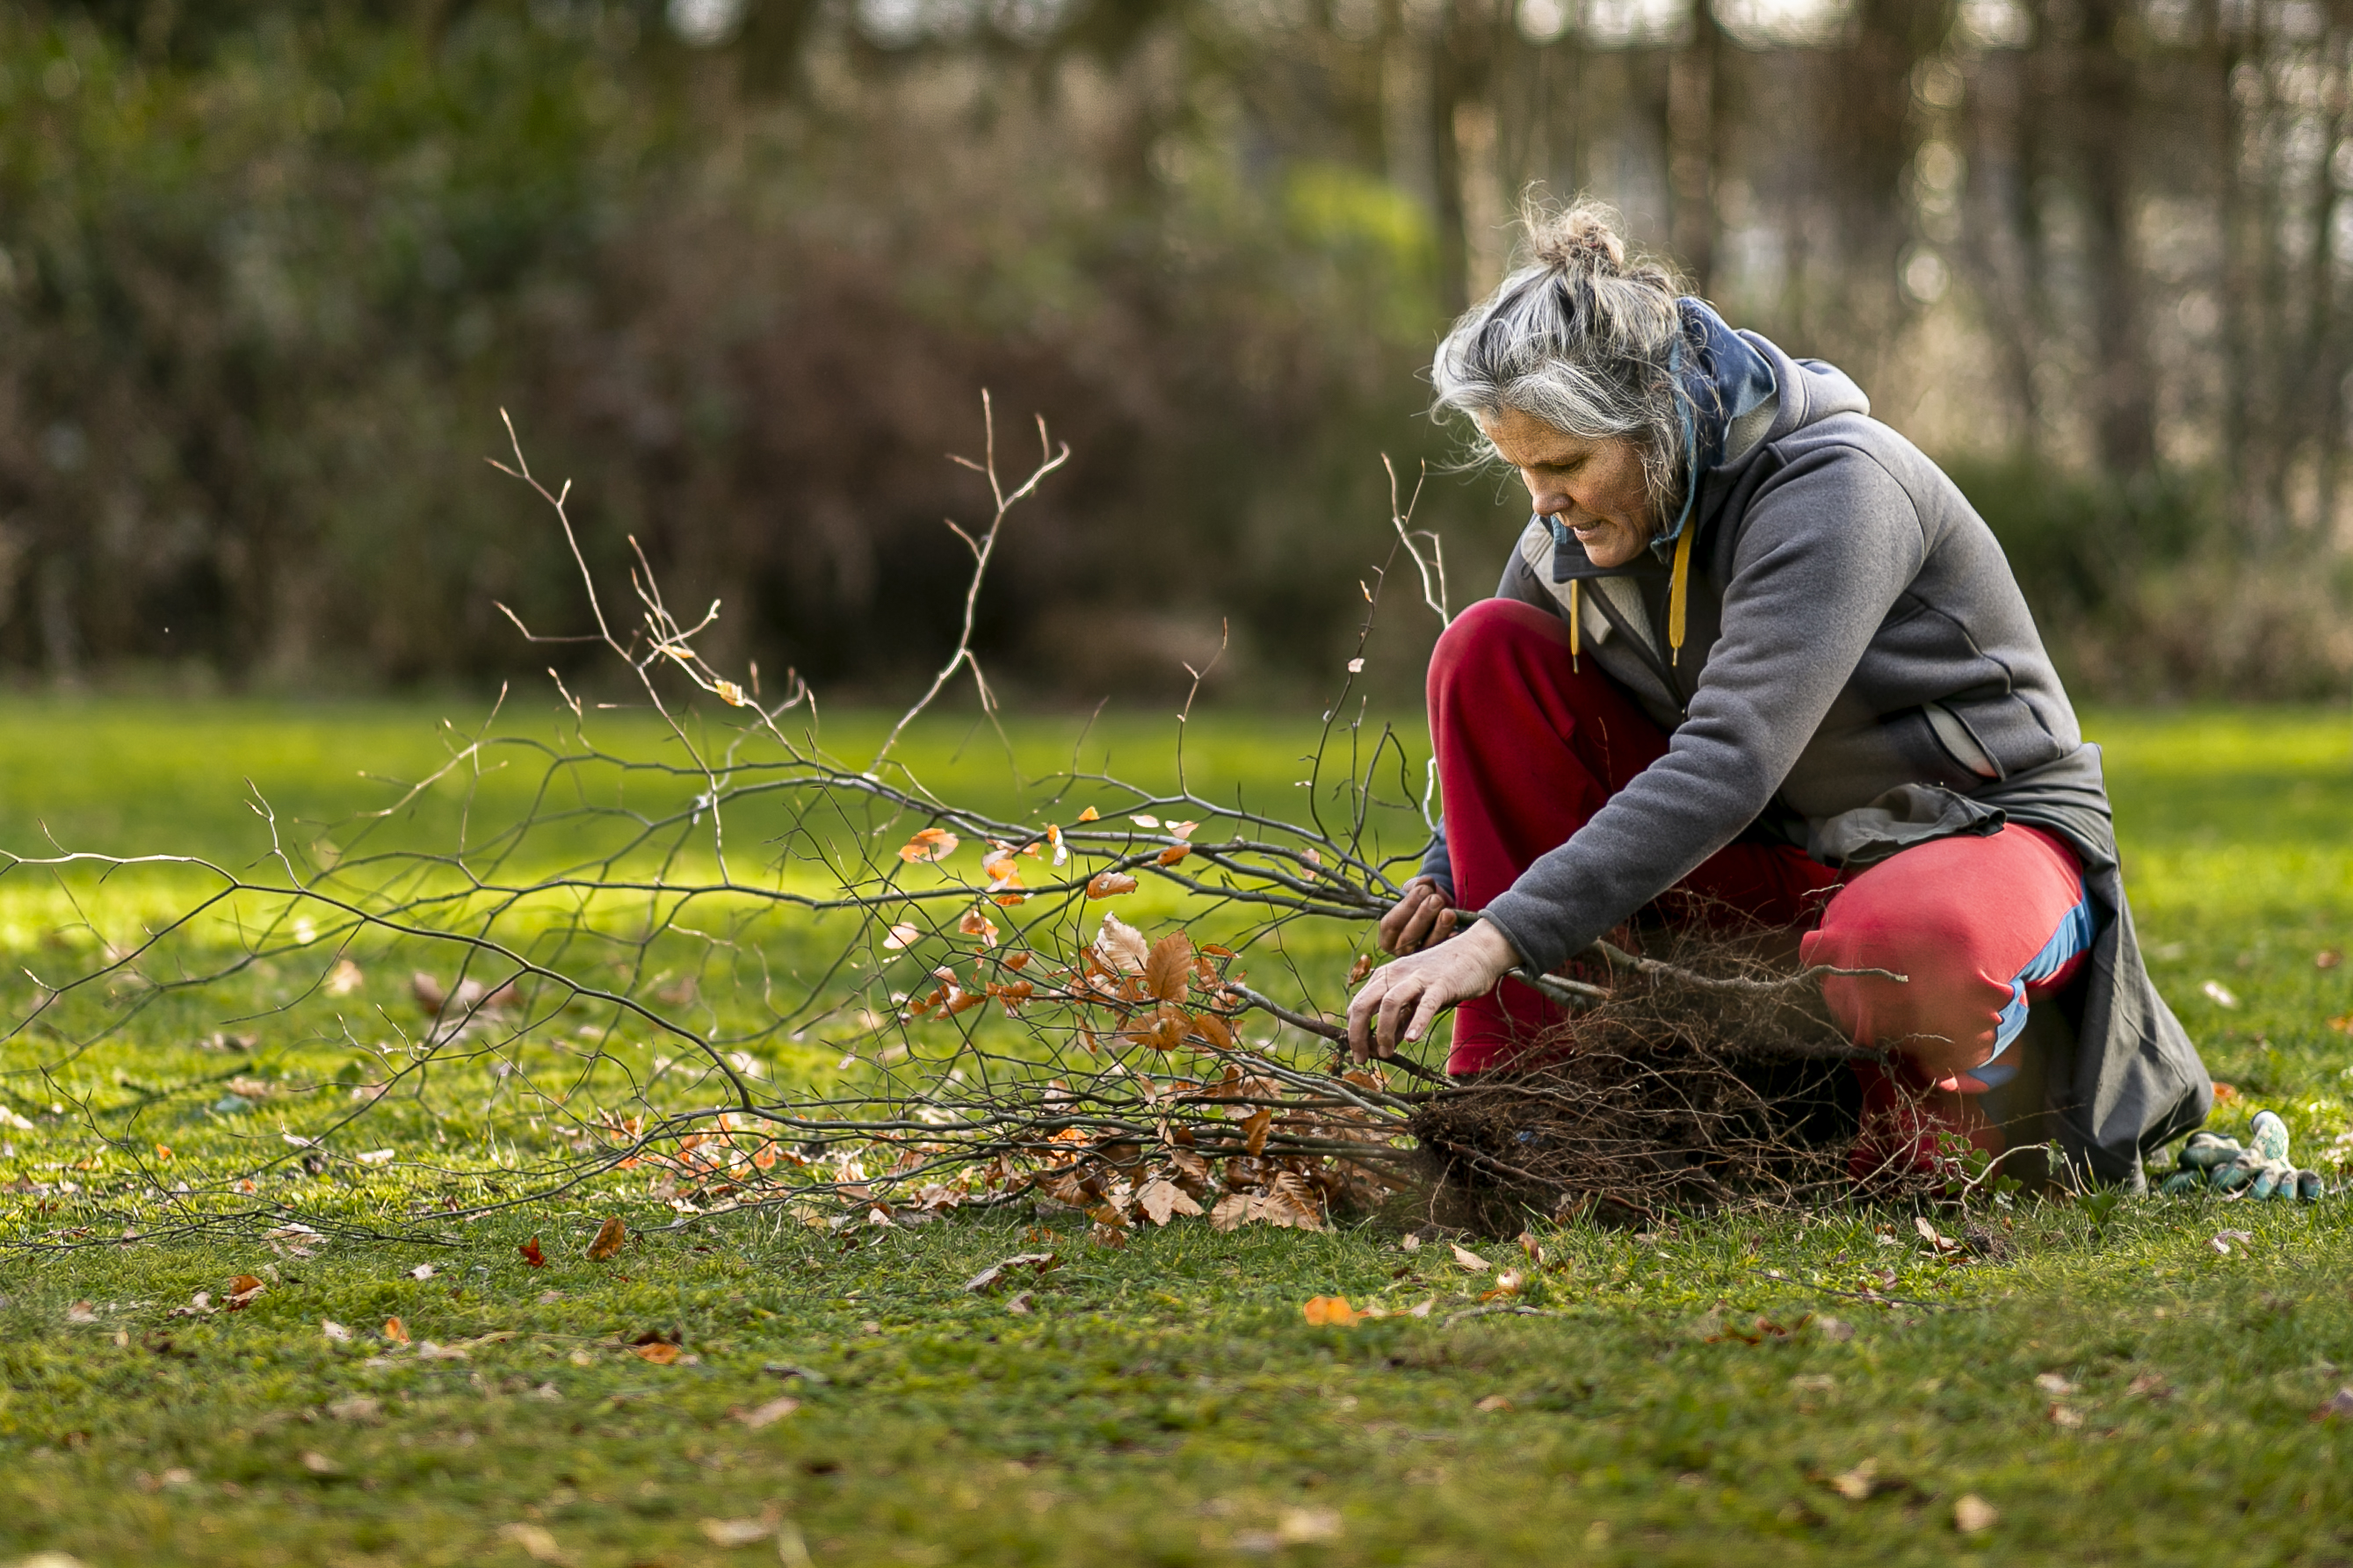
[1344,201,2210,1187]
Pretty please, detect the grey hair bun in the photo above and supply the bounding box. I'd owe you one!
[1430,198,1694,524]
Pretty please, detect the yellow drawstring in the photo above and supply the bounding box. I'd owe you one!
[1668,524,1694,666]
[1567,579,1581,671]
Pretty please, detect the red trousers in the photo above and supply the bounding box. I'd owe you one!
[1430,600,2091,1085]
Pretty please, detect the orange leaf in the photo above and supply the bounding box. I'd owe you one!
[1192,1011,1234,1049]
[1242,1106,1272,1157]
[1169,820,1198,840]
[959,907,1001,945]
[1348,953,1375,985]
[1128,1004,1191,1051]
[1301,1295,1362,1327]
[1200,943,1236,958]
[985,856,1020,881]
[1076,806,1100,821]
[518,1236,547,1268]
[1145,933,1195,1002]
[1003,950,1032,971]
[634,1341,681,1365]
[383,1317,409,1345]
[1157,844,1191,867]
[1085,872,1138,900]
[587,1218,626,1261]
[226,1275,266,1311]
[1138,1178,1204,1225]
[897,827,960,864]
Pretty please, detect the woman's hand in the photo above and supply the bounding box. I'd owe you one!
[1379,876,1459,956]
[1346,920,1519,1061]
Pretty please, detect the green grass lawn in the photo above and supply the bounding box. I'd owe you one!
[4,698,2353,1567]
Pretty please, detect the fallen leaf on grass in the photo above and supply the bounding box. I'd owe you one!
[1005,1290,1034,1315]
[587,1217,626,1261]
[1450,1243,1492,1273]
[2313,1387,2353,1422]
[418,1341,470,1362]
[497,1521,568,1563]
[382,1317,409,1345]
[1301,1296,1362,1327]
[1914,1216,1960,1253]
[634,1341,682,1365]
[1276,1507,1343,1544]
[66,1301,98,1324]
[1137,1179,1203,1226]
[299,1450,341,1476]
[2047,1404,2084,1428]
[518,1237,547,1268]
[1815,1315,1855,1342]
[1479,1269,1525,1302]
[1474,1394,1514,1413]
[701,1518,774,1547]
[1952,1494,1999,1533]
[327,1397,381,1423]
[2211,1229,2254,1256]
[735,1397,800,1429]
[2212,1080,2241,1102]
[321,1319,351,1342]
[2032,1373,2079,1396]
[226,1275,266,1311]
[962,1253,1056,1294]
[409,1264,437,1282]
[1825,1460,1893,1500]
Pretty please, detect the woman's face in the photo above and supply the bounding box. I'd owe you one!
[1481,407,1656,570]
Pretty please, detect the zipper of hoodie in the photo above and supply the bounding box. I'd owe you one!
[1578,574,1690,719]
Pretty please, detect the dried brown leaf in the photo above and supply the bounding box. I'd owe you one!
[897,827,960,863]
[1138,1178,1204,1226]
[1242,1106,1272,1157]
[587,1218,626,1261]
[1145,933,1195,1001]
[734,1397,800,1430]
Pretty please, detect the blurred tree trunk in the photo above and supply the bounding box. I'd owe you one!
[1430,0,1473,313]
[1667,0,1729,293]
[2068,0,2156,478]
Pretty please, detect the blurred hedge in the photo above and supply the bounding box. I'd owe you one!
[0,2,2342,705]
[0,2,1517,702]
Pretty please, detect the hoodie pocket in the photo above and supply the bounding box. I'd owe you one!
[1938,694,2066,781]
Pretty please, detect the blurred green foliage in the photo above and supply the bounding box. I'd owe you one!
[0,0,1500,703]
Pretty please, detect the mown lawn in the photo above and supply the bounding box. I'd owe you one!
[4,698,2353,1567]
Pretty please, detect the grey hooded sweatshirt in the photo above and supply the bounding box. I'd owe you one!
[1424,315,2210,1185]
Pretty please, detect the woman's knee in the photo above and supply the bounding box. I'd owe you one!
[1429,597,1569,699]
[1803,827,2090,1075]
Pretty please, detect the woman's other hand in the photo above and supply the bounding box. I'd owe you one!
[1346,920,1518,1060]
[1379,876,1459,956]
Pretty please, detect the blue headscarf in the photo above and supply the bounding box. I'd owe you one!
[1654,298,1777,553]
